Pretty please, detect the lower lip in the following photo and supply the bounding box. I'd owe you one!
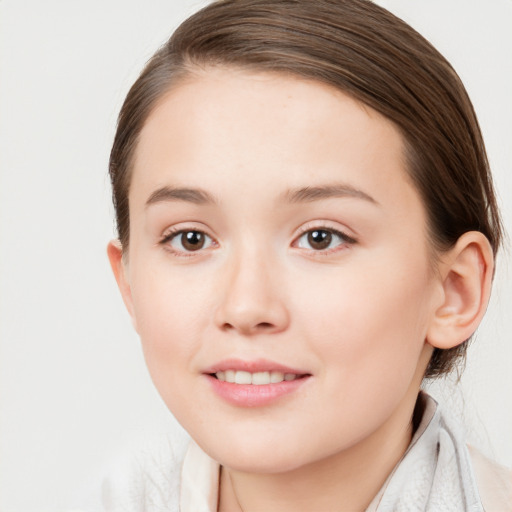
[206,375,310,407]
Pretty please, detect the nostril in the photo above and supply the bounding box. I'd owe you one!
[257,322,274,329]
[221,321,275,333]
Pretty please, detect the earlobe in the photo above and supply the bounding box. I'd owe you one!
[107,240,138,332]
[426,232,493,350]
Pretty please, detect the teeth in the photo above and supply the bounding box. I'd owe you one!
[224,370,236,383]
[252,371,270,385]
[270,371,284,383]
[215,370,299,384]
[235,371,252,384]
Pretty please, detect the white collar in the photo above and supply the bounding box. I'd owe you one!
[180,439,220,512]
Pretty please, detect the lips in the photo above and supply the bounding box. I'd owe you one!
[203,358,311,407]
[203,358,308,375]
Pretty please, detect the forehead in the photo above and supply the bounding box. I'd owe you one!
[131,68,421,219]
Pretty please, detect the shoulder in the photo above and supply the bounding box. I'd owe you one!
[468,444,512,512]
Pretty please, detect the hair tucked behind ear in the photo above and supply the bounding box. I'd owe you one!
[109,0,503,378]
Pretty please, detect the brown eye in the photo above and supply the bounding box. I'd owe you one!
[166,230,214,253]
[295,227,355,252]
[181,231,205,251]
[307,230,332,250]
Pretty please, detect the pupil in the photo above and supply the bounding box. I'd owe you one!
[182,231,204,251]
[308,230,331,250]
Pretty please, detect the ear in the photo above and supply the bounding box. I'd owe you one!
[427,231,494,350]
[107,240,138,332]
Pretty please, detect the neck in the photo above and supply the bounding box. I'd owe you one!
[219,386,420,512]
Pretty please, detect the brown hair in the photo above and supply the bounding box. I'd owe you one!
[109,0,503,378]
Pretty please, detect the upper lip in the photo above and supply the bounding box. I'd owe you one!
[203,358,310,375]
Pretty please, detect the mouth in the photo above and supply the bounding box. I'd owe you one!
[203,359,312,407]
[211,370,306,385]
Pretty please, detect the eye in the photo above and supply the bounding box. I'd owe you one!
[294,228,355,252]
[162,229,215,253]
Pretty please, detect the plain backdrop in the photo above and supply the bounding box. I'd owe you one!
[0,1,511,510]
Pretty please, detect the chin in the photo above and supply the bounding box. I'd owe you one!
[198,433,320,474]
[220,452,306,474]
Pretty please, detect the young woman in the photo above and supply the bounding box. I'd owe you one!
[102,0,510,510]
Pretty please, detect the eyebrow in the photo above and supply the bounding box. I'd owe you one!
[282,184,379,205]
[145,186,218,207]
[145,183,379,208]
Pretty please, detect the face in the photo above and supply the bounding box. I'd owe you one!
[115,69,442,473]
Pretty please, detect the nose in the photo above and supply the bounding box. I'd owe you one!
[214,249,290,336]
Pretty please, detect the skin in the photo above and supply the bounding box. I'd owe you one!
[108,68,494,511]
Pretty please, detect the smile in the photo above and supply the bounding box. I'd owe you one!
[214,370,300,385]
[204,359,311,407]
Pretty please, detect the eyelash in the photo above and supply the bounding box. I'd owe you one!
[293,225,357,255]
[159,227,216,257]
[158,225,357,257]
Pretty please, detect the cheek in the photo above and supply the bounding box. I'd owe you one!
[284,260,434,446]
[292,255,433,380]
[128,267,209,380]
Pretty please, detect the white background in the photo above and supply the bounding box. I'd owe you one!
[0,1,511,510]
